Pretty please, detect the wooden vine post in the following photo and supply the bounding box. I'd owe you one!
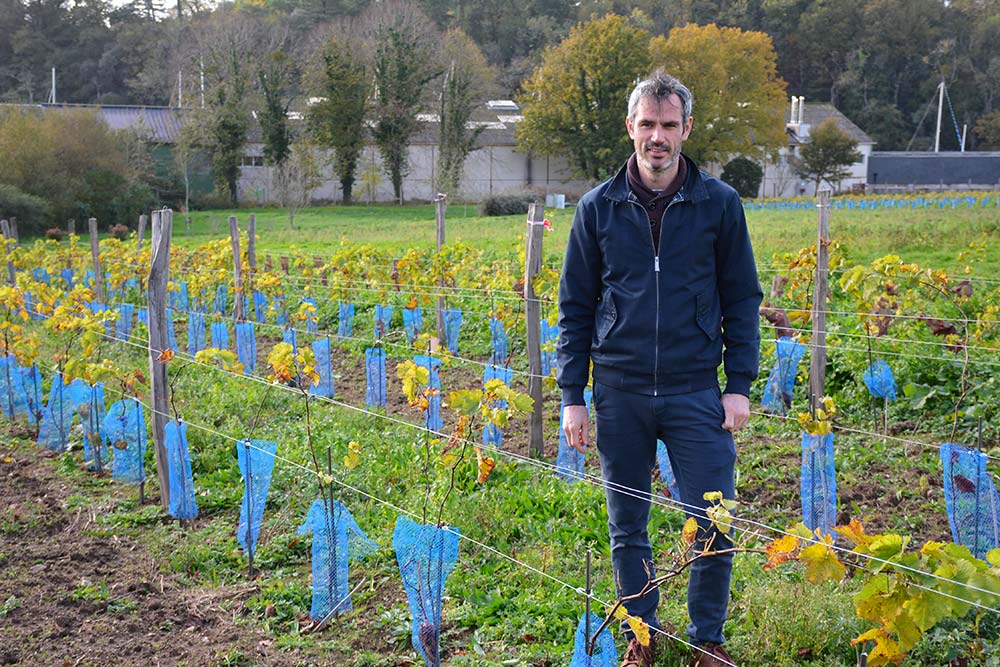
[247,213,256,295]
[809,189,831,410]
[228,215,244,322]
[148,209,173,511]
[434,194,447,343]
[137,214,147,250]
[88,218,105,303]
[524,203,545,456]
[0,220,15,285]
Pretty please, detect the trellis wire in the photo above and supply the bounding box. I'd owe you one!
[22,305,1000,616]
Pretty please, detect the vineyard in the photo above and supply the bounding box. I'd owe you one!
[2,193,1000,667]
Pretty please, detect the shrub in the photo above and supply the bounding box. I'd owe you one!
[478,191,537,216]
[44,228,66,241]
[722,157,764,199]
[0,183,51,234]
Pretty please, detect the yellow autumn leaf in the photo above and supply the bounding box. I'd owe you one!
[763,533,799,571]
[682,517,699,547]
[800,542,846,584]
[343,441,361,470]
[474,447,496,484]
[612,606,650,647]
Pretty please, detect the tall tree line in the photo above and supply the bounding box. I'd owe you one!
[1,0,998,150]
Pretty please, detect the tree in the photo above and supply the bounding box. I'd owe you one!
[973,109,1000,150]
[365,0,440,204]
[516,14,651,182]
[272,142,321,229]
[721,157,763,199]
[0,106,154,230]
[306,23,369,203]
[257,49,292,168]
[436,28,493,194]
[649,23,787,168]
[791,118,861,195]
[185,11,261,205]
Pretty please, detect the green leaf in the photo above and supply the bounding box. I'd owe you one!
[902,588,952,632]
[868,534,908,562]
[447,389,483,416]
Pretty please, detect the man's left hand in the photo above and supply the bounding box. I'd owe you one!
[721,393,750,432]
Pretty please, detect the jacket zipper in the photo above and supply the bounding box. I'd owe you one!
[630,192,684,397]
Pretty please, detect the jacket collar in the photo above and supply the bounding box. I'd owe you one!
[602,153,708,205]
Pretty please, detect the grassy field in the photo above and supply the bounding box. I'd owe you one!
[183,199,1000,276]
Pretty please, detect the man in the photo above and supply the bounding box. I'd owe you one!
[557,70,762,667]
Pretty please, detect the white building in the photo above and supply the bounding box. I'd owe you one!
[238,100,591,205]
[759,97,875,198]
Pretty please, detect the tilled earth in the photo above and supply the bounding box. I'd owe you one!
[0,433,335,667]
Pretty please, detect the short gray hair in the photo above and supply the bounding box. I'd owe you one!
[627,69,693,126]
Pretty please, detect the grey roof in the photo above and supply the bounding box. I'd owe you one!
[95,105,185,143]
[2,103,185,143]
[786,101,874,146]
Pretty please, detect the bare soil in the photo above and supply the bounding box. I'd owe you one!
[0,432,335,667]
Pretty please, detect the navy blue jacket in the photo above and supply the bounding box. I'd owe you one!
[556,155,762,405]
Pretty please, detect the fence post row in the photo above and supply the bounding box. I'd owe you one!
[809,189,831,410]
[228,215,244,323]
[147,209,174,511]
[88,217,104,303]
[435,193,447,343]
[524,203,545,457]
[0,220,14,286]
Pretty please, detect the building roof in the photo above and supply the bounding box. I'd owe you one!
[1,103,186,143]
[786,101,873,146]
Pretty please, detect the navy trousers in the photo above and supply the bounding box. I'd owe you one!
[593,381,736,646]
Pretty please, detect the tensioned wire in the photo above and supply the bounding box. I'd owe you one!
[104,267,1000,360]
[51,310,1000,611]
[155,297,1000,370]
[99,248,1000,310]
[88,270,1000,365]
[103,297,547,383]
[88,255,1000,327]
[748,409,1000,462]
[21,330,734,665]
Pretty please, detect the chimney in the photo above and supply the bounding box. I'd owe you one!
[798,97,806,125]
[790,97,798,127]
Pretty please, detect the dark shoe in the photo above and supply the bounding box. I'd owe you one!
[690,642,738,667]
[620,637,655,667]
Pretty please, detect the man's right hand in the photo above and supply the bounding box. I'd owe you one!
[562,404,590,453]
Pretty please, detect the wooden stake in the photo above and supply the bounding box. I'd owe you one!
[809,190,831,412]
[228,216,244,323]
[88,218,105,303]
[434,194,447,343]
[137,214,147,250]
[147,209,174,511]
[247,213,257,295]
[0,220,14,285]
[8,217,18,246]
[524,203,545,457]
[68,219,76,236]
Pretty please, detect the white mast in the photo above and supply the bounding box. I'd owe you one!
[934,79,944,153]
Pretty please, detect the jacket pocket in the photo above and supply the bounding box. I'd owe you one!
[695,289,720,340]
[595,290,617,342]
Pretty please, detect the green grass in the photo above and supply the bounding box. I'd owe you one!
[181,198,1000,276]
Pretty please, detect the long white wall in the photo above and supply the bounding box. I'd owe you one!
[238,143,592,204]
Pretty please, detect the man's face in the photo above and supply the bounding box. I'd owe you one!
[626,94,693,176]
